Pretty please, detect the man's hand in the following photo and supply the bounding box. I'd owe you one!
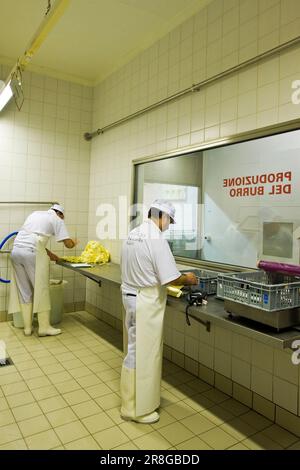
[46,249,60,262]
[183,272,198,285]
[169,272,198,286]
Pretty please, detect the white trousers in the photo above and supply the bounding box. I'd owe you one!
[11,247,36,304]
[122,294,137,369]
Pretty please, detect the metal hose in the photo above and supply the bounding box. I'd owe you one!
[0,232,18,283]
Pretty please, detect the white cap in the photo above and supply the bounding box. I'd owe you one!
[50,203,65,215]
[150,199,176,223]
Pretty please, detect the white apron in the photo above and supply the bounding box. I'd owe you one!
[135,285,167,416]
[8,235,51,314]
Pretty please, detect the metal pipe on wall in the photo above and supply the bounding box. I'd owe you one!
[84,34,300,141]
[0,201,56,205]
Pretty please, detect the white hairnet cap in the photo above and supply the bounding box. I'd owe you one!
[50,203,65,215]
[150,199,176,223]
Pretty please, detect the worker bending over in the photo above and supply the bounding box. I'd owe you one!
[9,204,77,337]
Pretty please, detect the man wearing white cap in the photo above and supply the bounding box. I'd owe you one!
[9,204,77,337]
[120,199,197,424]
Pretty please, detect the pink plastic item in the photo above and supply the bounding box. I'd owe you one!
[257,260,300,277]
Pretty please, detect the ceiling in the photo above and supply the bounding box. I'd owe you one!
[0,0,211,86]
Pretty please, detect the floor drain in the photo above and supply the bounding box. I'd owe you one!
[0,357,14,367]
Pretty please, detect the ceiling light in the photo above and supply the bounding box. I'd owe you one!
[0,80,13,112]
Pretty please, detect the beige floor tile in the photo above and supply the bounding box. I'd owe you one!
[181,413,216,434]
[26,429,62,450]
[287,440,300,450]
[55,379,81,394]
[106,407,124,425]
[31,385,59,401]
[71,400,102,419]
[86,383,112,399]
[229,442,250,450]
[18,414,51,438]
[15,359,39,371]
[164,402,197,420]
[157,421,194,446]
[20,368,45,381]
[47,371,73,384]
[106,378,120,392]
[46,407,78,427]
[81,411,115,433]
[183,394,215,412]
[151,409,177,430]
[201,389,230,404]
[76,374,102,388]
[99,369,120,381]
[175,436,213,450]
[35,356,59,367]
[1,381,29,396]
[0,398,9,411]
[133,430,172,450]
[80,354,101,366]
[69,366,92,379]
[243,433,283,450]
[0,423,22,445]
[0,438,27,450]
[119,421,153,440]
[220,398,250,416]
[63,389,91,406]
[55,352,77,363]
[114,441,138,450]
[200,427,239,450]
[6,391,35,408]
[40,363,65,375]
[94,426,130,449]
[239,411,273,431]
[62,359,84,370]
[95,392,121,411]
[0,372,23,386]
[25,376,52,390]
[160,389,180,406]
[0,409,15,427]
[38,395,68,413]
[64,436,101,450]
[54,421,89,444]
[12,402,43,422]
[261,424,299,448]
[201,405,236,426]
[220,417,258,441]
[90,362,112,374]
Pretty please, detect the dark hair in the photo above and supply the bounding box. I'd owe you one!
[148,208,163,219]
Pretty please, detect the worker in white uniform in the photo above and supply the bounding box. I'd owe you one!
[9,204,77,337]
[120,199,198,424]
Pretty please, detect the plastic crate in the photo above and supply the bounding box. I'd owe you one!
[181,269,219,295]
[217,270,300,311]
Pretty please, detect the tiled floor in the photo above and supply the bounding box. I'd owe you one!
[0,311,300,450]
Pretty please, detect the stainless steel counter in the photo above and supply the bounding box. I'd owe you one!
[58,261,300,350]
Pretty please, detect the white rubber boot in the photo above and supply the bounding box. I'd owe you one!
[120,366,159,424]
[20,303,33,336]
[38,311,61,336]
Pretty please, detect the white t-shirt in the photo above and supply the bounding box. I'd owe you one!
[121,219,181,294]
[13,210,70,250]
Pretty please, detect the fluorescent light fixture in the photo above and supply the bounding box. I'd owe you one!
[0,80,13,112]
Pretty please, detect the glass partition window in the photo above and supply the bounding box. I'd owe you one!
[134,128,300,268]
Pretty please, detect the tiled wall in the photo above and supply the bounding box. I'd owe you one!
[164,306,300,436]
[0,65,93,315]
[85,0,300,426]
